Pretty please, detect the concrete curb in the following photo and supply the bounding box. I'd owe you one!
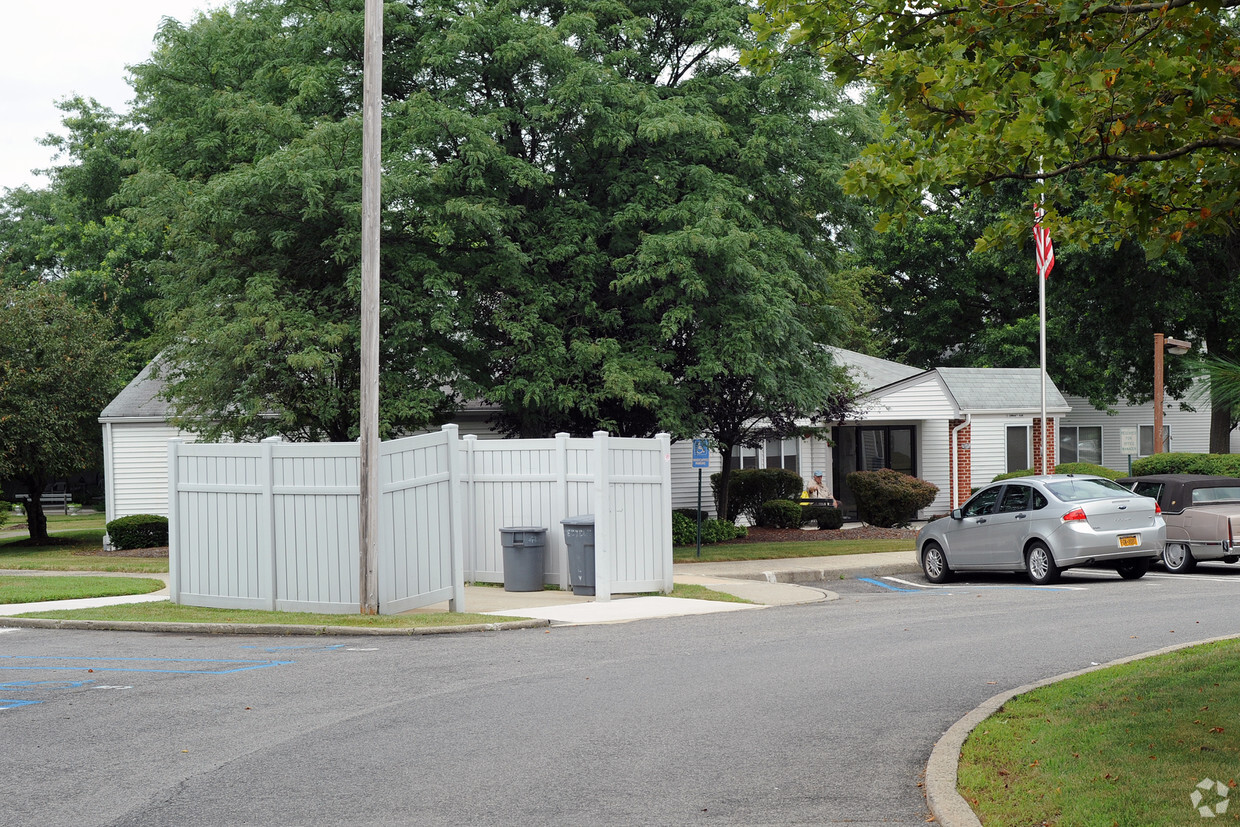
[0,616,550,636]
[925,632,1240,826]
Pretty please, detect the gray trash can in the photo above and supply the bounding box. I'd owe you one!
[561,515,595,596]
[500,527,547,592]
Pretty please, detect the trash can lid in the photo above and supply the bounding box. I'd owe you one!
[560,515,595,525]
[499,526,548,533]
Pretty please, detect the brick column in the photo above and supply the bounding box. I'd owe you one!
[1032,417,1057,474]
[949,419,972,508]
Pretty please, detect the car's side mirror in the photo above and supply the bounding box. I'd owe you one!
[951,508,963,520]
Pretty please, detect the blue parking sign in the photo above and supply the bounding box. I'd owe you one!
[692,438,710,468]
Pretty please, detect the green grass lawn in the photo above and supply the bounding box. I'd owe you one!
[0,575,165,604]
[0,529,168,573]
[958,639,1240,824]
[673,537,913,563]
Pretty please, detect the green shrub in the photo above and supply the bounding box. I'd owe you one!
[106,514,169,550]
[757,499,803,529]
[0,503,8,531]
[701,519,747,544]
[1130,452,1240,477]
[993,462,1125,482]
[802,505,844,530]
[847,469,939,528]
[711,468,804,523]
[672,512,748,546]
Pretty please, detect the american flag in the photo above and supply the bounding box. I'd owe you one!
[1033,203,1055,279]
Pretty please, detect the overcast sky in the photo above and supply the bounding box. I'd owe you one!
[1,0,225,193]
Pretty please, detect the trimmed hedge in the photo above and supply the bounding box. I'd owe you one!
[711,467,803,523]
[1130,452,1240,477]
[847,469,939,528]
[992,462,1125,482]
[757,499,803,529]
[106,514,169,550]
[802,505,844,530]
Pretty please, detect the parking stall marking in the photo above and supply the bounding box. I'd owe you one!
[862,576,1087,593]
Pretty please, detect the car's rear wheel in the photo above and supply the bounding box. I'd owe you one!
[1026,541,1059,585]
[1116,558,1150,580]
[1163,542,1196,574]
[921,542,951,584]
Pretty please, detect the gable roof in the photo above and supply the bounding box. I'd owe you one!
[829,347,923,392]
[99,359,170,423]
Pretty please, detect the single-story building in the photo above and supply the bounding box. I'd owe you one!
[101,350,1240,526]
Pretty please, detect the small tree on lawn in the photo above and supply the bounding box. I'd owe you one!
[0,286,120,543]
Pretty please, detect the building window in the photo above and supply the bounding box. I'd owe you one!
[1059,426,1102,464]
[729,439,799,471]
[764,438,799,472]
[1006,425,1031,472]
[1139,425,1170,456]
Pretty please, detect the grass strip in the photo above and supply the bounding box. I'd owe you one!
[0,575,165,604]
[0,530,167,573]
[958,638,1240,825]
[674,538,912,563]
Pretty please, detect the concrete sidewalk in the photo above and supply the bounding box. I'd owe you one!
[0,551,920,626]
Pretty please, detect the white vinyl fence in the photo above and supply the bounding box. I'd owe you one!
[168,427,673,614]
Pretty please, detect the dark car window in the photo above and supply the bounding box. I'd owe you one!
[998,485,1031,512]
[962,487,1001,517]
[1031,489,1048,509]
[1132,482,1163,500]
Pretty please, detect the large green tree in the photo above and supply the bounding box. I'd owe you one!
[749,0,1240,254]
[128,0,867,476]
[0,287,121,543]
[0,98,160,375]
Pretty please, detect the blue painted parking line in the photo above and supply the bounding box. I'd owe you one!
[0,699,41,710]
[863,576,1085,592]
[859,577,921,593]
[0,680,94,690]
[0,655,292,675]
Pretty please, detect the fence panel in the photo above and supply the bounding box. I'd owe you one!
[169,428,671,613]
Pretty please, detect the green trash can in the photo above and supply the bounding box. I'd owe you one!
[560,515,595,596]
[500,527,547,592]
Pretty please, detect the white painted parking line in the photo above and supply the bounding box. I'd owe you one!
[1147,572,1240,584]
[882,576,1087,591]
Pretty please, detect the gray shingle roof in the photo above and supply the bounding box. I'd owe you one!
[829,347,923,393]
[99,360,170,421]
[936,367,1070,413]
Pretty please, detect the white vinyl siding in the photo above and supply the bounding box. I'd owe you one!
[105,422,195,520]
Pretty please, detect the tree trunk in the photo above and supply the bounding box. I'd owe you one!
[19,475,51,544]
[715,445,735,523]
[1210,396,1235,454]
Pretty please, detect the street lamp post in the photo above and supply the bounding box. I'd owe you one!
[1153,333,1192,455]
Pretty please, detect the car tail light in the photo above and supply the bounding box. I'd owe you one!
[1062,507,1087,522]
[1155,502,1161,514]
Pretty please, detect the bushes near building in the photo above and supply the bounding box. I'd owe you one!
[711,468,803,523]
[1130,452,1240,477]
[847,469,938,528]
[106,514,169,550]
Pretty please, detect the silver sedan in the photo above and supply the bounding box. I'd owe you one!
[917,475,1165,585]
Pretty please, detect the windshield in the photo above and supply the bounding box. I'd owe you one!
[1045,478,1131,503]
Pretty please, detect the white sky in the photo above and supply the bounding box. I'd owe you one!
[0,0,225,193]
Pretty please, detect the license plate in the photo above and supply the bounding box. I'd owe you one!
[1118,535,1139,548]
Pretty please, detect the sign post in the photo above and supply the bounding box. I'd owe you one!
[692,439,710,558]
[1120,426,1139,475]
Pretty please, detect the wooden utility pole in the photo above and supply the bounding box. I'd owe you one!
[359,0,382,614]
[1153,333,1165,455]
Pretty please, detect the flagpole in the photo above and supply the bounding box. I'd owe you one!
[1038,159,1047,476]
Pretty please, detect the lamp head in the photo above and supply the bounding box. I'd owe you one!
[1165,337,1192,356]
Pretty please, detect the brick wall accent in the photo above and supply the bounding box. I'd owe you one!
[1032,417,1057,474]
[949,419,972,508]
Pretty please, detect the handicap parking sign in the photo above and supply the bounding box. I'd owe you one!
[692,439,710,468]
